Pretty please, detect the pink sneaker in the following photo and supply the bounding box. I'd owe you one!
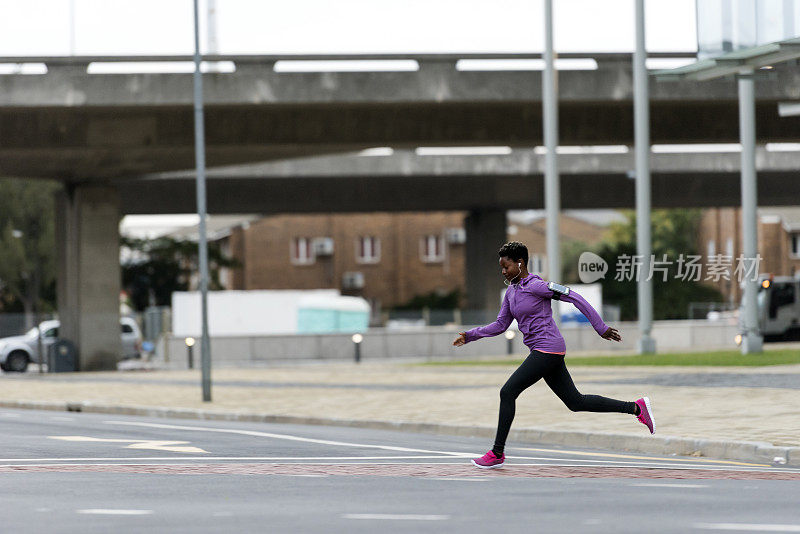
[471,450,505,469]
[635,397,655,434]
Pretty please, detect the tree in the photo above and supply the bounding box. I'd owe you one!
[121,236,240,312]
[591,209,723,321]
[0,179,60,327]
[561,239,592,285]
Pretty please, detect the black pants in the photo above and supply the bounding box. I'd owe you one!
[494,351,637,452]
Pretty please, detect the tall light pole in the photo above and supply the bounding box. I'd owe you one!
[193,0,212,401]
[543,0,561,325]
[738,69,763,354]
[634,0,655,353]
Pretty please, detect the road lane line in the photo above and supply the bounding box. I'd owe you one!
[427,477,491,482]
[694,524,800,532]
[515,447,771,467]
[0,455,466,463]
[77,509,153,515]
[103,420,475,456]
[630,483,709,488]
[343,514,449,521]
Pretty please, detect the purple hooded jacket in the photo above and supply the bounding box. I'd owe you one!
[463,274,609,354]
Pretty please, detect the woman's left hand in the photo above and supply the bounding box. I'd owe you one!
[601,327,622,342]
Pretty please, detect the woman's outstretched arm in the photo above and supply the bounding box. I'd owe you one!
[530,279,618,339]
[557,287,617,338]
[460,293,513,344]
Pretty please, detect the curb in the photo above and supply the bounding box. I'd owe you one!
[1,400,796,468]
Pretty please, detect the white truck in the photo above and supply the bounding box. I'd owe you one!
[740,275,800,341]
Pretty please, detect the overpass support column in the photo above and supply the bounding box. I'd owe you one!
[464,210,507,314]
[738,71,763,354]
[56,185,122,371]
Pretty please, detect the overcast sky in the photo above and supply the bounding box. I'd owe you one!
[1,0,697,56]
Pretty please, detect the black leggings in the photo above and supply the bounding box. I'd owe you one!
[494,351,637,452]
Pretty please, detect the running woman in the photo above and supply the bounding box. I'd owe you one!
[453,241,655,469]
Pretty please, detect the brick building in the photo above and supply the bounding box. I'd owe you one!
[125,206,799,314]
[697,206,800,304]
[226,212,467,312]
[218,210,614,312]
[508,211,611,276]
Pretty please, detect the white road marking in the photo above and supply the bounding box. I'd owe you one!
[506,457,798,471]
[694,524,800,532]
[0,413,21,418]
[77,509,153,515]
[48,436,208,454]
[0,455,460,463]
[515,447,770,468]
[212,512,234,517]
[103,420,474,456]
[49,416,75,422]
[343,514,449,521]
[426,477,491,482]
[631,483,709,488]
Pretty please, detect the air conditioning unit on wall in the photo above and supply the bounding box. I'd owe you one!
[342,271,365,290]
[446,228,466,244]
[312,237,334,256]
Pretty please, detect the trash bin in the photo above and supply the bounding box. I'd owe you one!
[48,339,78,372]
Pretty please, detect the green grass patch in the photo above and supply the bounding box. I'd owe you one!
[424,348,800,367]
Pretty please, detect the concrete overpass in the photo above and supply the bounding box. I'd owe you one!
[3,53,799,369]
[122,148,800,214]
[3,53,800,179]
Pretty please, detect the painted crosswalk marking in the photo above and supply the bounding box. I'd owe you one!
[48,436,208,454]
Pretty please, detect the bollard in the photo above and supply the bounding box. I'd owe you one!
[185,337,196,369]
[504,330,516,355]
[352,333,363,363]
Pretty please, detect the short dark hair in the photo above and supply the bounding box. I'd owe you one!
[498,241,528,264]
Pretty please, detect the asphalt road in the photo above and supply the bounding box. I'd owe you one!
[1,408,799,534]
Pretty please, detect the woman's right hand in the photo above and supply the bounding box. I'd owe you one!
[453,332,467,347]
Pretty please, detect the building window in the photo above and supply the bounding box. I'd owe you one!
[707,239,716,258]
[291,237,314,265]
[421,234,445,263]
[792,233,800,258]
[357,236,381,264]
[528,255,544,274]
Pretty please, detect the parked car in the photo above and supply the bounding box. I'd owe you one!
[0,317,143,373]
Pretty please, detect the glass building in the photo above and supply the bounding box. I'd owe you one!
[697,0,800,58]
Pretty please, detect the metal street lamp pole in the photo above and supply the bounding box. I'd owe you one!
[634,0,655,354]
[193,0,212,401]
[738,70,763,354]
[543,0,561,326]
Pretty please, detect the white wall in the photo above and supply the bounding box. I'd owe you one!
[158,320,742,367]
